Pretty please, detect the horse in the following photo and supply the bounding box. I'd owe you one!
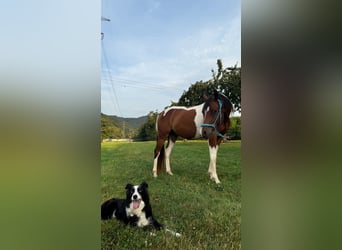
[152,90,233,184]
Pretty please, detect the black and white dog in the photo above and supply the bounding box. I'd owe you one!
[101,182,163,230]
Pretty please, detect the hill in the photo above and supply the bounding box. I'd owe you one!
[108,115,147,130]
[101,113,148,139]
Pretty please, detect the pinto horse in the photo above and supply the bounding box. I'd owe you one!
[152,90,233,183]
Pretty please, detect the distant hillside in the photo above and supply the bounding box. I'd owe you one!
[118,116,147,130]
[103,114,148,130]
[101,113,148,139]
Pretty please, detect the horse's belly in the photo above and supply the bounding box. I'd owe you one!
[178,126,202,139]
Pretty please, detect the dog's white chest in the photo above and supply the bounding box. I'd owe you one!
[126,208,150,227]
[136,212,150,227]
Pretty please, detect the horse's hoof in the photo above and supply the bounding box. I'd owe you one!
[166,171,173,176]
[213,177,221,184]
[153,172,158,178]
[210,175,220,184]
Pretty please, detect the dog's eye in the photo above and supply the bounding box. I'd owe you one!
[138,188,141,193]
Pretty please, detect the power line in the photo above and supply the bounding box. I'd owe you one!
[101,77,164,90]
[102,75,176,87]
[101,74,184,90]
[101,39,122,116]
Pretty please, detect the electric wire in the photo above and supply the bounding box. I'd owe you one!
[101,39,122,116]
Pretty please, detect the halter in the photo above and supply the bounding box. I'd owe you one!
[201,99,225,138]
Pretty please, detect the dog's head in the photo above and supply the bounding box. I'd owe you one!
[125,182,149,210]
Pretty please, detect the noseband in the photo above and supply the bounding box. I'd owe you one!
[201,99,225,138]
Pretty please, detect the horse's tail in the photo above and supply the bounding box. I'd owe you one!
[157,144,165,174]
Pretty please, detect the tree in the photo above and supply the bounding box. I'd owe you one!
[214,61,241,112]
[227,117,241,140]
[178,59,241,112]
[178,81,213,106]
[134,111,158,141]
[101,114,122,140]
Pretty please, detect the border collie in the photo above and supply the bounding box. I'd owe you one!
[101,182,163,230]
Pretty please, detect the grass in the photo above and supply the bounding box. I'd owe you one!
[101,140,241,250]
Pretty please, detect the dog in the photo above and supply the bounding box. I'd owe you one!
[101,182,163,230]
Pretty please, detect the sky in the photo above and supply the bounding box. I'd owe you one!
[101,0,241,118]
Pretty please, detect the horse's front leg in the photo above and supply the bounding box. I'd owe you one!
[208,144,220,184]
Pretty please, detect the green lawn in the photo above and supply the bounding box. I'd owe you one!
[101,140,241,250]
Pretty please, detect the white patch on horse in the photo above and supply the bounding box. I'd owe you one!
[206,106,210,113]
[163,103,203,116]
[193,104,204,138]
[163,106,194,116]
[162,104,204,138]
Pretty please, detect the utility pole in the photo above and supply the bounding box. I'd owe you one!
[123,121,126,138]
[101,16,110,40]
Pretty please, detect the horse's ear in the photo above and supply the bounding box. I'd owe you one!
[203,94,208,101]
[214,89,219,100]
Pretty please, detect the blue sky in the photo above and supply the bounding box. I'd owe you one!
[101,0,240,117]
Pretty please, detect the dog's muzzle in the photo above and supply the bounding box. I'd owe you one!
[132,199,141,209]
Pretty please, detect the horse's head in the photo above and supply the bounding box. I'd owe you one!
[201,90,233,139]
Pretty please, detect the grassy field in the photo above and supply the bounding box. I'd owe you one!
[101,140,241,250]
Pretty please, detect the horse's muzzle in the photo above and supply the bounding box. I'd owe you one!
[202,127,213,139]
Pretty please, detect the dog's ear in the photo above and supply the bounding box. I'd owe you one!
[140,182,148,189]
[125,183,133,190]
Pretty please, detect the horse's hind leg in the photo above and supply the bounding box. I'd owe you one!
[165,139,175,176]
[153,137,166,177]
[165,133,177,176]
[152,154,159,177]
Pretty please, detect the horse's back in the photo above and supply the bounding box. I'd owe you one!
[157,107,202,139]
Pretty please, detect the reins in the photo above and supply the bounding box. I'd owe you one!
[201,99,225,138]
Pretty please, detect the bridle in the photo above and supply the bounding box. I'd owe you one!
[201,99,225,138]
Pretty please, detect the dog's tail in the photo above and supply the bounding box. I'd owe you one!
[157,144,165,174]
[165,228,181,237]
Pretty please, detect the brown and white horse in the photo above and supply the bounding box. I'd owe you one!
[152,90,233,183]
